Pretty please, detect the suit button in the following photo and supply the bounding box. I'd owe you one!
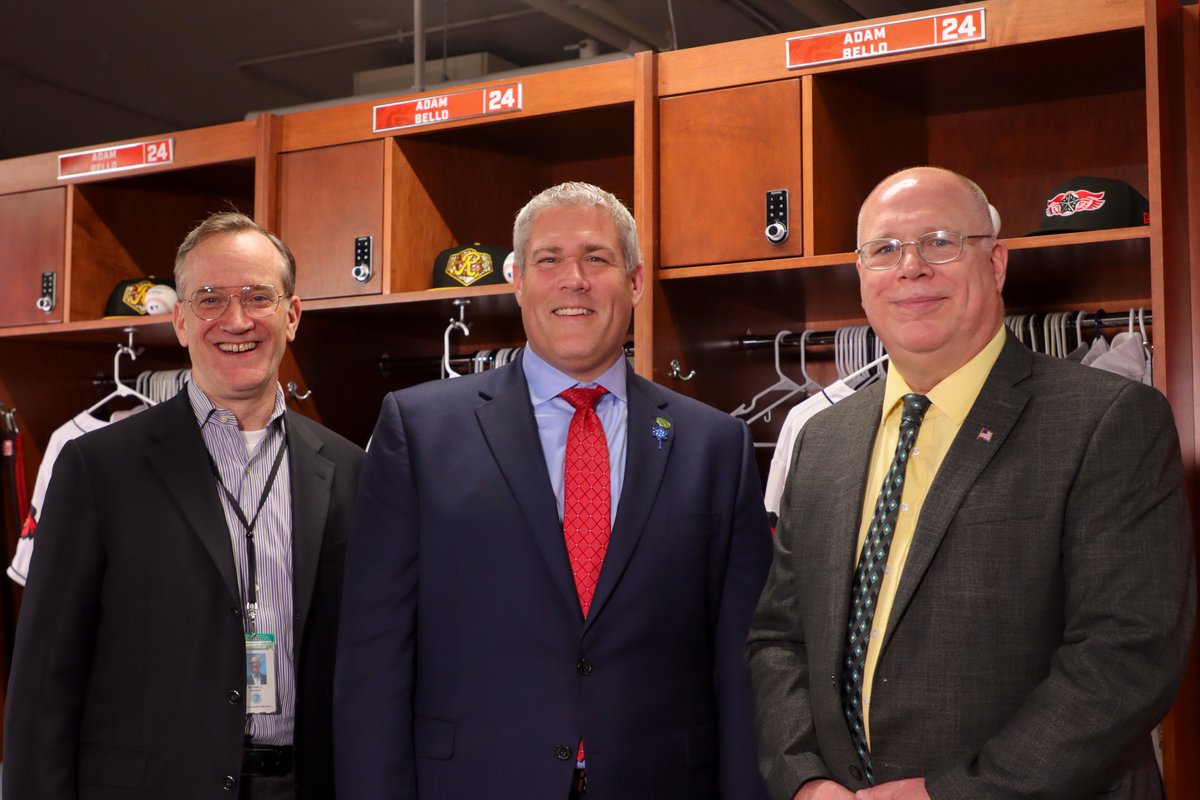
[231,606,240,616]
[849,765,863,781]
[555,744,572,760]
[223,775,236,791]
[228,690,242,705]
[576,658,593,676]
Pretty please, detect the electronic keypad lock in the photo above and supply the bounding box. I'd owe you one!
[764,189,789,244]
[351,236,373,283]
[36,271,57,313]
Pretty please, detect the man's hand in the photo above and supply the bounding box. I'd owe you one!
[855,778,929,799]
[793,778,856,799]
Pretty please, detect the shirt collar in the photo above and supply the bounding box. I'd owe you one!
[187,380,288,430]
[882,325,1006,425]
[522,345,628,407]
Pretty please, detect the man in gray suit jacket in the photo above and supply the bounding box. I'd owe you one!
[747,167,1194,799]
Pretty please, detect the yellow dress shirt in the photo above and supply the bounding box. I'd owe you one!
[858,326,1006,743]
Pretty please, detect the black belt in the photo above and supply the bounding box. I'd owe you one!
[242,743,294,777]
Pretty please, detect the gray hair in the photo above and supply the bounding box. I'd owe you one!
[857,167,996,244]
[174,211,296,297]
[512,182,640,275]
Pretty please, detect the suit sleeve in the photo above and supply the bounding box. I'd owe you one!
[745,425,835,800]
[714,421,774,800]
[3,440,104,800]
[335,393,421,800]
[929,382,1196,797]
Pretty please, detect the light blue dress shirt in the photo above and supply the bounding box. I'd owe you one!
[522,346,628,525]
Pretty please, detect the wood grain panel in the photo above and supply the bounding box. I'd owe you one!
[0,188,66,327]
[0,120,257,196]
[659,80,803,268]
[68,168,254,322]
[658,0,1144,97]
[278,140,385,300]
[277,58,636,153]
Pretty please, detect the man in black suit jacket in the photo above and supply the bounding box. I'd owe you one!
[335,182,772,799]
[4,212,364,799]
[747,167,1194,799]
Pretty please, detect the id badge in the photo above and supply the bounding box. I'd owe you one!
[244,633,278,714]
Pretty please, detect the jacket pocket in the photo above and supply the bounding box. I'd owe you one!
[415,716,456,760]
[79,743,148,789]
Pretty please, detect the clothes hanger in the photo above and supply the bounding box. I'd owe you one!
[731,330,818,424]
[441,300,471,379]
[86,331,156,415]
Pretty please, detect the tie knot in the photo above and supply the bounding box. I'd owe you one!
[560,386,608,411]
[902,393,929,417]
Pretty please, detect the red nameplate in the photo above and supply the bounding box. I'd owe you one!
[373,83,523,132]
[787,8,985,69]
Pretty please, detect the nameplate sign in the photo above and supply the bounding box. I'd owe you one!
[787,8,986,70]
[58,138,175,179]
[373,83,524,132]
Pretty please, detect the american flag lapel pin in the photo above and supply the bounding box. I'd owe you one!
[976,427,994,442]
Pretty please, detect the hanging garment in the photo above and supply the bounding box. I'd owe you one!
[1088,331,1149,384]
[763,380,857,520]
[7,412,110,585]
[1079,336,1110,366]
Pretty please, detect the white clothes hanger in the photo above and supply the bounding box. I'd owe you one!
[441,300,471,379]
[731,330,818,424]
[87,332,156,415]
[839,352,889,387]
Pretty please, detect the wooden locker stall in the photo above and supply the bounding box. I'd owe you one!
[649,0,1197,792]
[268,58,643,443]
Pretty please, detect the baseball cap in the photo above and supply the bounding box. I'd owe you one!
[103,277,178,318]
[1026,177,1150,236]
[432,244,511,289]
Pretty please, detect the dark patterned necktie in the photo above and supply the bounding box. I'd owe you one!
[841,392,930,783]
[559,386,610,618]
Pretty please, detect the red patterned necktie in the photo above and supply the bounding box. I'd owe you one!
[559,386,611,618]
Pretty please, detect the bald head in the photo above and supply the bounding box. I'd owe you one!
[857,167,995,246]
[854,166,1008,393]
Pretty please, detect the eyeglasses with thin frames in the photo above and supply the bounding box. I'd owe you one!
[856,231,993,271]
[184,285,287,321]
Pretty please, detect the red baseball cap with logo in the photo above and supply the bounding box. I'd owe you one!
[1026,177,1150,236]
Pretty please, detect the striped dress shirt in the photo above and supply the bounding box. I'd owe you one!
[188,381,295,746]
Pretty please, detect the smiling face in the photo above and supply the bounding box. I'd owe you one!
[172,230,300,425]
[857,168,1007,391]
[513,204,644,383]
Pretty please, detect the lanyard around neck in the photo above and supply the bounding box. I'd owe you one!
[210,433,287,635]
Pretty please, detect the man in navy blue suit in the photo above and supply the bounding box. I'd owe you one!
[335,182,772,799]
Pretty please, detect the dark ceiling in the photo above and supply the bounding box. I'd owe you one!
[0,0,959,161]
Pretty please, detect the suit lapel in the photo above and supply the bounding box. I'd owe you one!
[146,392,240,602]
[475,356,580,614]
[584,370,672,632]
[287,413,335,648]
[883,336,1032,651]
[813,384,884,674]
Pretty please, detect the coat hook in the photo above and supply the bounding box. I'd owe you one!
[286,381,313,401]
[669,359,696,381]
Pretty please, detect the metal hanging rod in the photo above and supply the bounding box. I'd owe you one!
[738,329,877,350]
[738,310,1153,351]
